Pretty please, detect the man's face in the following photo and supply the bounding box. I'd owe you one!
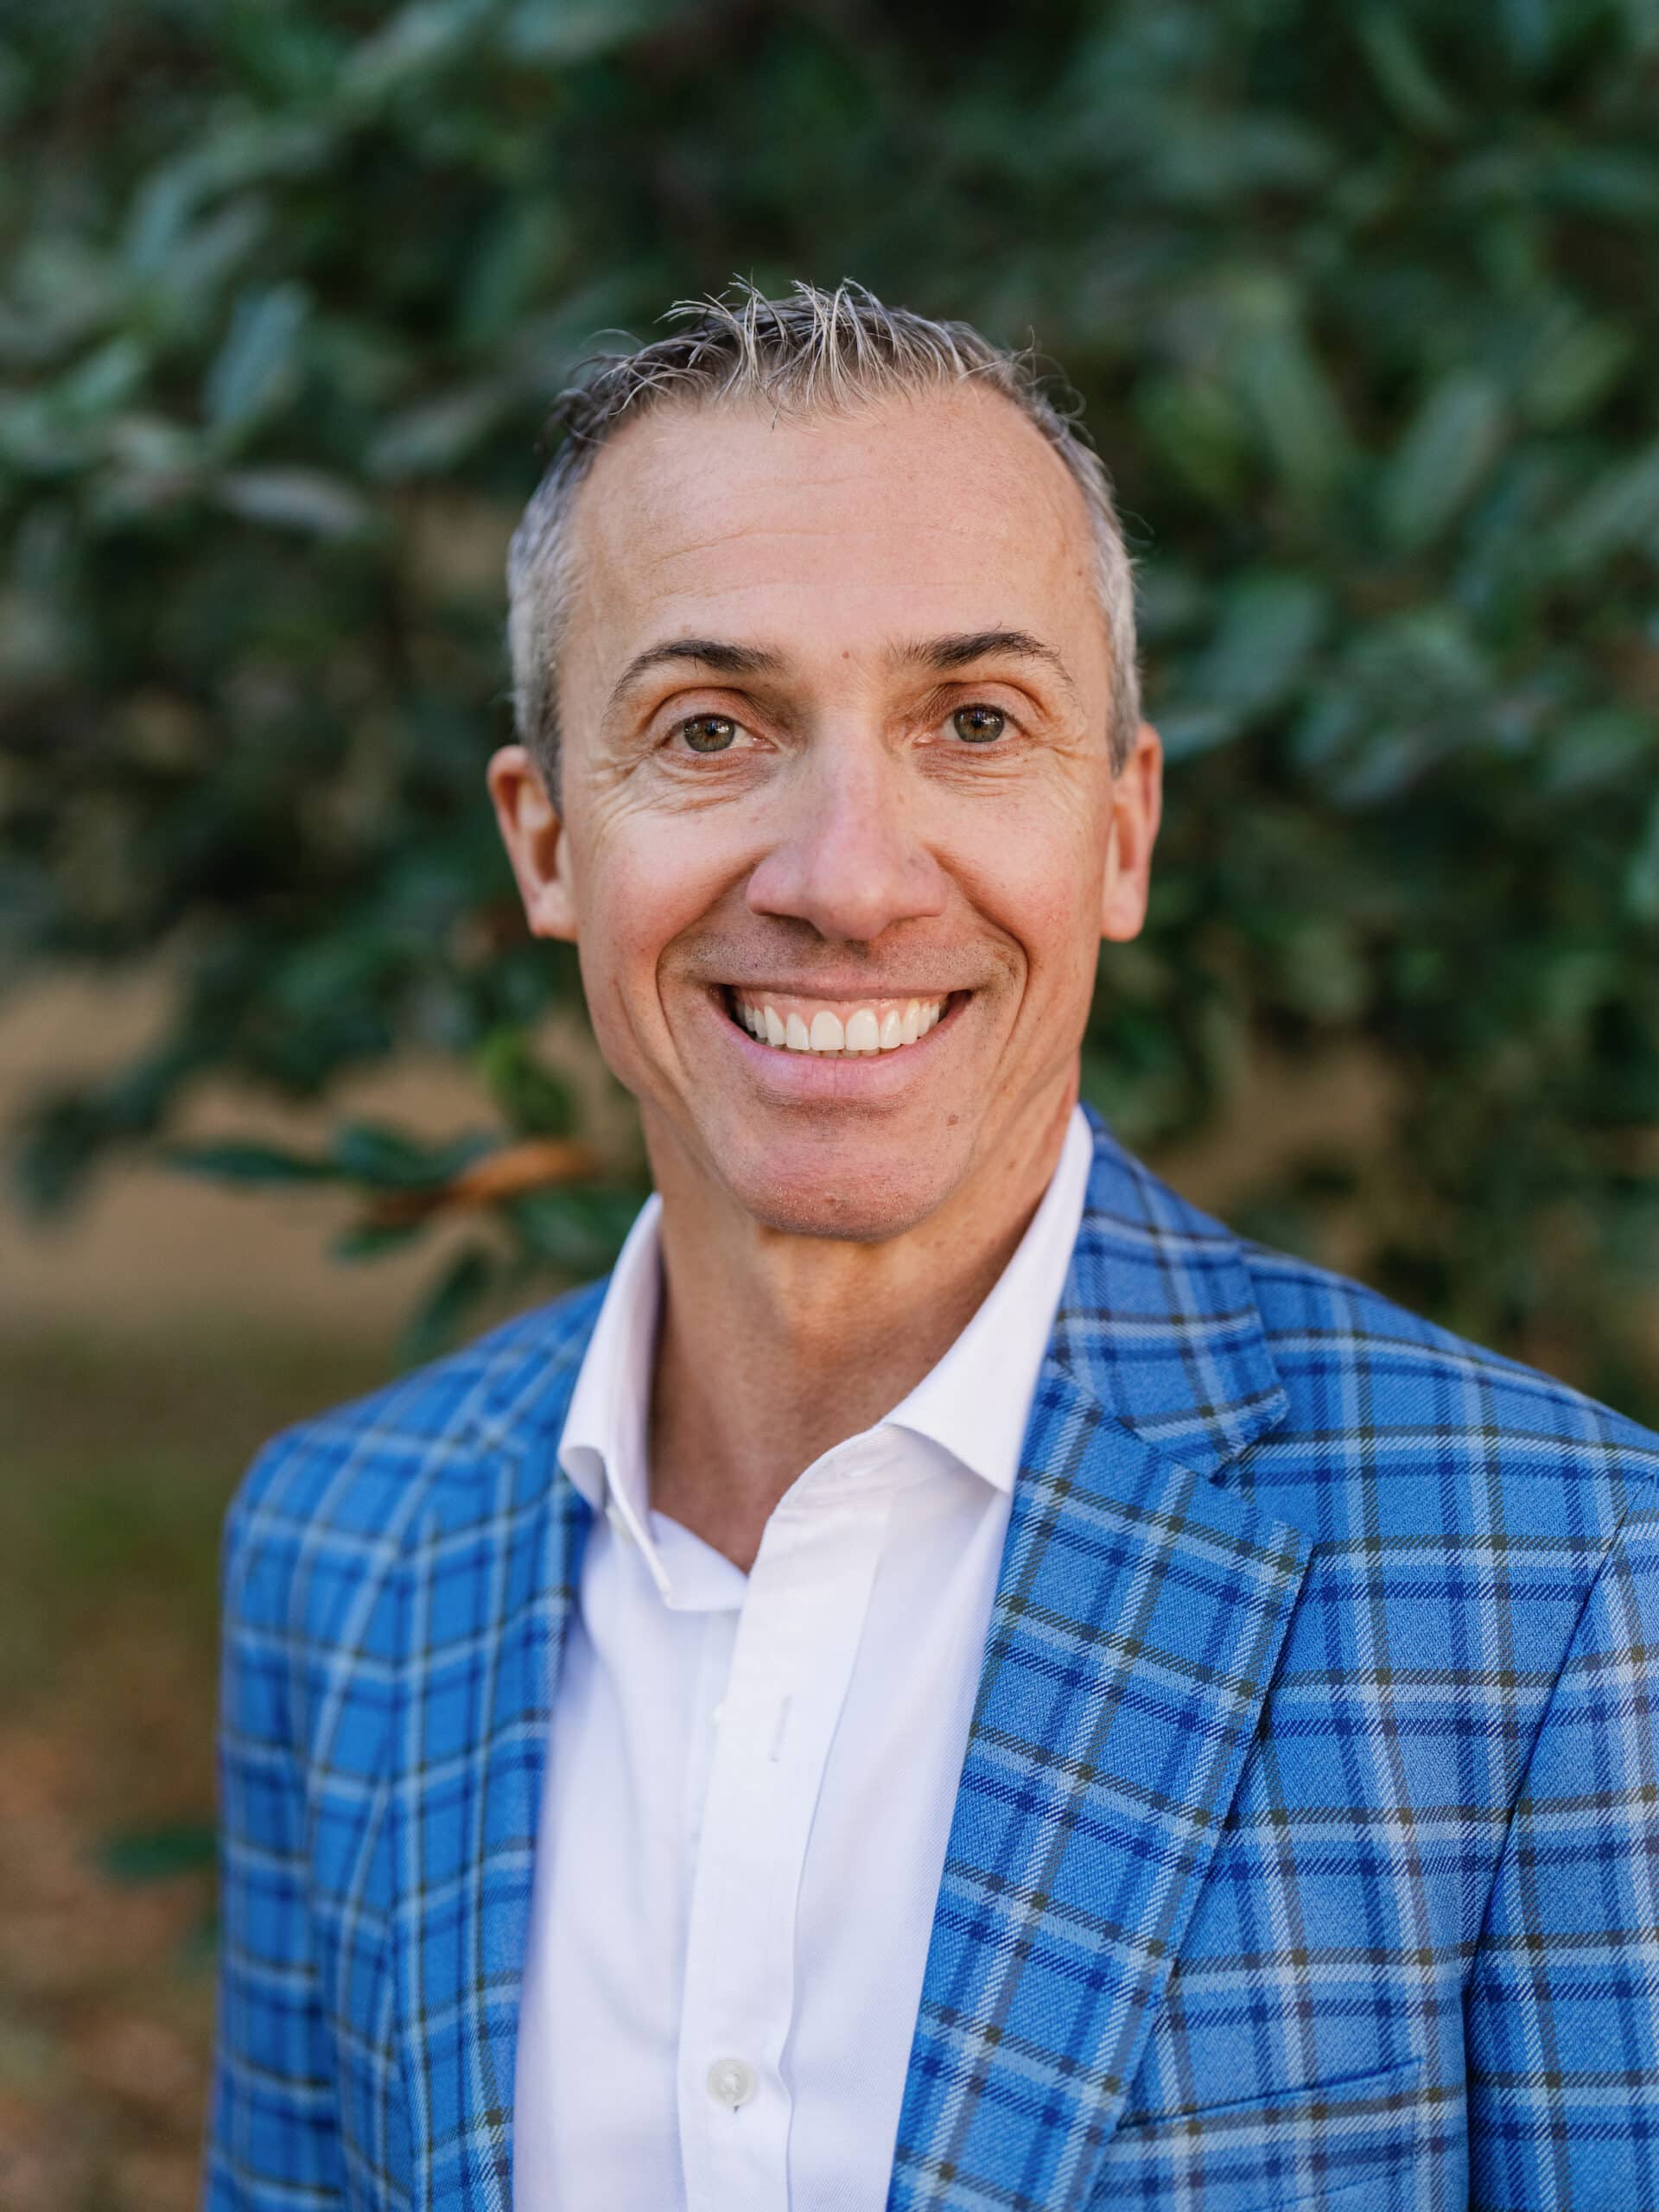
[490,385,1161,1242]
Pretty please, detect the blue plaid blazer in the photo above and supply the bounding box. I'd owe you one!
[205,1108,1659,2211]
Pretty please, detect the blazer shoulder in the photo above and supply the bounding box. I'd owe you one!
[1236,1232,1659,1512]
[223,1274,607,1638]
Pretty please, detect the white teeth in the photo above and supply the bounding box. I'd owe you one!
[734,993,948,1053]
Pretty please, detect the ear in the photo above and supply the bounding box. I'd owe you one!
[486,744,579,941]
[1099,720,1164,942]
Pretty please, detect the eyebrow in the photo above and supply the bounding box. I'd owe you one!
[893,628,1077,697]
[605,626,1077,717]
[607,637,786,716]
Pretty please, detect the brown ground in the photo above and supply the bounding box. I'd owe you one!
[0,1331,392,2211]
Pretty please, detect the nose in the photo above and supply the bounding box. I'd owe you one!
[744,738,949,943]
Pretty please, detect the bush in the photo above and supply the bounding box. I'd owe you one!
[4,0,1657,1406]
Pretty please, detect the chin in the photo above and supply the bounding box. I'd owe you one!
[715,1122,968,1243]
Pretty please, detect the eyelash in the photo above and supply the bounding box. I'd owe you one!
[663,699,1021,754]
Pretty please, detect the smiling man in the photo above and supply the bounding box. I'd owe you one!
[206,285,1659,2212]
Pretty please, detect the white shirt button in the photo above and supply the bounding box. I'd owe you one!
[706,2056,758,2110]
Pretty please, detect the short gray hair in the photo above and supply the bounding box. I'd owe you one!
[506,279,1139,791]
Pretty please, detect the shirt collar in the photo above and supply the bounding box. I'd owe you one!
[556,1188,668,1586]
[557,1103,1095,1550]
[880,1103,1094,1493]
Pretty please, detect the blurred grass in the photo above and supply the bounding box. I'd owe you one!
[0,1326,391,2212]
[1,1328,386,1701]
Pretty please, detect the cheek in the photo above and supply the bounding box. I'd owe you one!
[568,809,736,1046]
[954,802,1106,989]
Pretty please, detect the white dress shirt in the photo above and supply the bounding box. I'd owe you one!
[512,1105,1094,2212]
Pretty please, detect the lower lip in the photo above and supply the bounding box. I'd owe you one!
[702,988,970,1098]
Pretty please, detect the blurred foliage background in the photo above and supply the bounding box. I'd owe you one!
[8,0,1659,1401]
[3,1,1658,2200]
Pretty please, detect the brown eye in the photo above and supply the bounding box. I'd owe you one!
[681,714,739,754]
[951,705,1006,744]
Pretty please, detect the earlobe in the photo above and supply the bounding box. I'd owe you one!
[1098,824,1146,943]
[1098,719,1163,944]
[486,744,580,942]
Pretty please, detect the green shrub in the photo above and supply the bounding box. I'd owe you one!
[4,0,1657,1408]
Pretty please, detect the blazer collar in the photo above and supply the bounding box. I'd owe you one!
[890,1108,1312,2209]
[1049,1102,1289,1471]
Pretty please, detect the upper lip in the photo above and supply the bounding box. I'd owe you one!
[715,981,969,997]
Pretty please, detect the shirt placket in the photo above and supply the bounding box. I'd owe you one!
[676,1463,895,2211]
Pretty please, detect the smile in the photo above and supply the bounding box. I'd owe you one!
[721,988,959,1055]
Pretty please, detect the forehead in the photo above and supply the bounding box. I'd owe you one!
[558,384,1107,690]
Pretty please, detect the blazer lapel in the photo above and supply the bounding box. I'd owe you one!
[892,1113,1314,2212]
[388,1295,600,2212]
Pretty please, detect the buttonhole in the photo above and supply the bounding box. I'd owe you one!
[766,1695,793,1764]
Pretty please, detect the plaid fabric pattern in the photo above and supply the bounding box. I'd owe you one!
[203,1109,1659,2211]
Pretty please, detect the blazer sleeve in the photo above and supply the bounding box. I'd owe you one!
[1465,1500,1659,2211]
[201,1441,348,2210]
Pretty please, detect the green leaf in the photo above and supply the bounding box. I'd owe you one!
[213,467,374,537]
[330,1120,497,1190]
[397,1242,498,1368]
[455,202,570,347]
[1354,11,1465,137]
[341,0,496,107]
[1380,372,1506,551]
[1554,440,1659,572]
[329,1217,429,1262]
[1275,918,1371,1023]
[1626,795,1659,925]
[1496,0,1553,71]
[1223,279,1350,500]
[476,1026,575,1135]
[1133,373,1249,506]
[1192,571,1328,717]
[147,201,272,321]
[203,283,309,435]
[158,1140,339,1185]
[1536,709,1653,797]
[56,335,150,419]
[366,383,511,480]
[1544,150,1659,222]
[1155,705,1242,762]
[505,1184,643,1274]
[122,123,323,276]
[501,0,664,63]
[1517,309,1633,430]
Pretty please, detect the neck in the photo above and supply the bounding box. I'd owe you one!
[644,1089,1077,1570]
